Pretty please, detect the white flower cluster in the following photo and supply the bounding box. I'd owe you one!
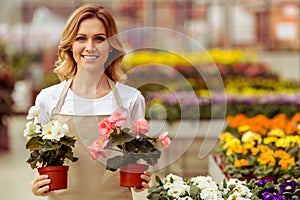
[162,174,191,200]
[23,106,69,141]
[160,173,253,200]
[222,179,253,200]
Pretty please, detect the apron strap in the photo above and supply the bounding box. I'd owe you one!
[53,78,73,114]
[107,78,125,110]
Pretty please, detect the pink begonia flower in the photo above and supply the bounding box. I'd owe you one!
[88,135,108,160]
[131,119,149,135]
[108,109,127,127]
[98,119,112,136]
[159,131,171,148]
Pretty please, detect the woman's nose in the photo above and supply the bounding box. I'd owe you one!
[85,40,96,52]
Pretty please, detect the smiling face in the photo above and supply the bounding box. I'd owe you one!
[71,17,110,72]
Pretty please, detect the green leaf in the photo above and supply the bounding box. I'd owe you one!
[25,137,42,151]
[60,136,76,147]
[109,131,134,146]
[41,141,61,152]
[190,186,201,197]
[106,156,122,171]
[155,175,163,186]
[26,150,40,169]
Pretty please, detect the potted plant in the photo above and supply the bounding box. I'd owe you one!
[24,106,78,191]
[88,109,171,187]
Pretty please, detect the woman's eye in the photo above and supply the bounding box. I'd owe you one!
[75,36,86,41]
[96,36,106,42]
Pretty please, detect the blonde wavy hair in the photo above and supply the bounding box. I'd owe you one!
[54,4,126,82]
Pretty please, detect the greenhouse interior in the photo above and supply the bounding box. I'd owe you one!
[0,0,299,199]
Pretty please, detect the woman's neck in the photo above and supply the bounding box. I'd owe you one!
[70,72,112,99]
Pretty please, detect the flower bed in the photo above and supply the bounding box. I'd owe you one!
[145,91,300,121]
[214,113,300,181]
[147,173,300,200]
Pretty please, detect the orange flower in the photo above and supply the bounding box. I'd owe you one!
[258,151,275,166]
[251,147,259,156]
[270,114,288,130]
[227,144,248,155]
[226,114,248,128]
[257,145,270,153]
[285,122,297,135]
[234,159,250,167]
[291,113,300,124]
[279,157,295,170]
[274,150,289,159]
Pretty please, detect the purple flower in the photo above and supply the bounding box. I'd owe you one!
[263,192,283,200]
[279,180,298,194]
[257,179,273,187]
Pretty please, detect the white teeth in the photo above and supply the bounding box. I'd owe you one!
[84,55,98,60]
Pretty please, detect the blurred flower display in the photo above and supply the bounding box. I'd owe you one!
[146,91,300,121]
[214,113,300,180]
[123,48,299,121]
[0,40,14,152]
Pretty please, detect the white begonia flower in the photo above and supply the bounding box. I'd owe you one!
[227,190,252,200]
[200,188,224,200]
[235,185,253,198]
[42,120,69,141]
[224,179,246,188]
[164,173,183,183]
[23,121,37,140]
[26,106,40,120]
[191,176,219,190]
[167,183,189,199]
[163,179,186,190]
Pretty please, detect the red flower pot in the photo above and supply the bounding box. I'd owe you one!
[119,164,148,187]
[38,166,69,191]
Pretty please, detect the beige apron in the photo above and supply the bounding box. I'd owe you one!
[48,78,132,200]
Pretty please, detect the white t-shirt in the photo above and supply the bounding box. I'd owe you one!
[35,80,145,125]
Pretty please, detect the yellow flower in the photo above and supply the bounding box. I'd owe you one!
[223,138,241,151]
[251,147,259,156]
[241,131,262,144]
[258,151,275,166]
[244,142,255,149]
[234,159,250,167]
[238,125,250,133]
[151,98,162,104]
[219,132,234,141]
[267,129,285,138]
[226,144,247,156]
[275,138,290,148]
[263,136,278,145]
[286,135,300,144]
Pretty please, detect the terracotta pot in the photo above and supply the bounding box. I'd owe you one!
[119,164,148,187]
[38,166,69,191]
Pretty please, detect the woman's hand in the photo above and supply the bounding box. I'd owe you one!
[133,171,152,192]
[31,171,52,196]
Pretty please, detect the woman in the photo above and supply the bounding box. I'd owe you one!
[30,4,151,199]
